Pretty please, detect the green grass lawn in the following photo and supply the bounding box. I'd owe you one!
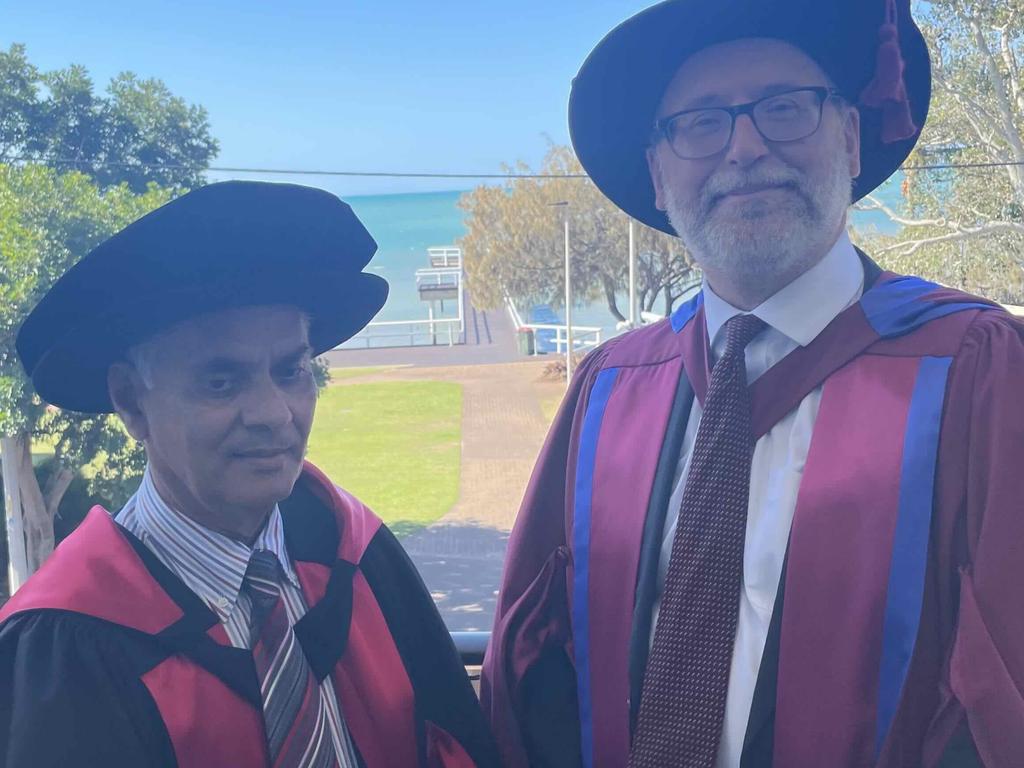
[306,381,462,534]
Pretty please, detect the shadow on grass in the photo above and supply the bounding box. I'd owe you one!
[395,522,511,632]
[388,520,429,539]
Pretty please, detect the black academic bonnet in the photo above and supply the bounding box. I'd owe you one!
[568,0,931,235]
[16,181,389,414]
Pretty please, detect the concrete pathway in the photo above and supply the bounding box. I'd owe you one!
[332,360,564,630]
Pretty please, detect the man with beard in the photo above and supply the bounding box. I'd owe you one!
[0,182,499,767]
[482,1,1024,767]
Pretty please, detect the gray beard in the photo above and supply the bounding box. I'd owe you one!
[664,150,853,283]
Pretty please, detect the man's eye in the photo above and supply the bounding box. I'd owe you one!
[281,364,310,381]
[205,377,235,393]
[763,99,800,115]
[677,112,728,136]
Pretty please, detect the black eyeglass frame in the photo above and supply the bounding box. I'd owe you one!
[652,86,846,160]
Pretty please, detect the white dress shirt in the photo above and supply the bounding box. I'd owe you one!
[649,231,864,768]
[117,468,358,766]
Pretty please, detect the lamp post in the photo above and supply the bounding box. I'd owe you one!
[628,219,637,328]
[548,201,572,384]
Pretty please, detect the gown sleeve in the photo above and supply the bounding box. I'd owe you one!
[480,346,614,768]
[0,610,175,767]
[927,311,1024,767]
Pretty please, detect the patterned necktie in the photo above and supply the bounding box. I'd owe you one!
[245,549,339,768]
[630,313,767,768]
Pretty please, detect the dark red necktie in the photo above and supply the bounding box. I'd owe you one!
[630,313,767,768]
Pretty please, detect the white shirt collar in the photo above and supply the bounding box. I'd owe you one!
[117,466,300,622]
[702,229,864,349]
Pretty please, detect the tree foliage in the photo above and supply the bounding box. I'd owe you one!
[0,164,172,497]
[458,145,698,322]
[857,0,1024,302]
[0,45,218,586]
[0,43,218,193]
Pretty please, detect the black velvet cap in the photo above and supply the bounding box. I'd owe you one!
[16,181,389,413]
[568,0,931,235]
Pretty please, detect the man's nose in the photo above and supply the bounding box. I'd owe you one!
[241,379,293,430]
[723,113,770,168]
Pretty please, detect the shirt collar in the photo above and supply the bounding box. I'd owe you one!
[702,229,864,349]
[123,467,301,622]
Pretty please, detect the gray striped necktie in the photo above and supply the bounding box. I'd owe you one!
[245,549,339,768]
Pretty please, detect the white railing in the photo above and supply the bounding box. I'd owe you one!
[427,247,462,268]
[519,323,603,353]
[504,295,602,354]
[416,267,462,288]
[339,317,463,348]
[505,295,526,328]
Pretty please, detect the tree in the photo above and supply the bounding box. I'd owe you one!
[856,0,1024,303]
[0,44,218,595]
[457,145,698,323]
[0,44,218,192]
[0,165,172,591]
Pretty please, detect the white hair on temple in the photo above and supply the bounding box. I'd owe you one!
[125,336,159,390]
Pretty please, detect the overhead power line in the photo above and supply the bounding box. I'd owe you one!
[901,159,1024,171]
[9,156,1024,178]
[8,157,587,179]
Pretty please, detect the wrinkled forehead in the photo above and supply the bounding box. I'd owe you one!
[657,37,833,116]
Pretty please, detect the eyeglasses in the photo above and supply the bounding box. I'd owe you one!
[652,87,844,160]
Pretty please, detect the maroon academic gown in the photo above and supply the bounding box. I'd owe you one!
[0,462,499,767]
[482,262,1024,768]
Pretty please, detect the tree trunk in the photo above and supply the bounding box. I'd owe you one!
[43,464,74,522]
[664,286,677,316]
[2,435,31,593]
[602,277,627,323]
[1,434,56,595]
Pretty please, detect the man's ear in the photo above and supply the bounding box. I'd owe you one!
[646,147,669,212]
[108,363,150,442]
[844,105,862,180]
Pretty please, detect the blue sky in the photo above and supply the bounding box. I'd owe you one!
[6,0,653,196]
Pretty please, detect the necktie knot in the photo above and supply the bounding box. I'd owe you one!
[245,548,281,594]
[722,314,767,360]
[244,549,281,642]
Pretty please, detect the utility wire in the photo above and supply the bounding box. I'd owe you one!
[9,156,1024,178]
[901,159,1024,171]
[8,157,587,179]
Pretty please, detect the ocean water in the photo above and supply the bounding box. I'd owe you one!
[344,178,904,345]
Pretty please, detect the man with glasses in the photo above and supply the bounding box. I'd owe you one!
[484,1,1024,767]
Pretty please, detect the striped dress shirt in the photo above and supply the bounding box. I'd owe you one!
[117,467,357,766]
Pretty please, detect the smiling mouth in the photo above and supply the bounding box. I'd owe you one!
[234,447,292,459]
[723,183,793,198]
[708,183,798,212]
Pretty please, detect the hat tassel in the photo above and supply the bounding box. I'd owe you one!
[859,1,918,143]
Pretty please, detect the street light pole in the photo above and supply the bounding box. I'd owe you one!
[628,219,636,328]
[548,201,572,385]
[564,214,572,385]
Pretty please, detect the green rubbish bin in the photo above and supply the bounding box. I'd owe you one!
[517,328,535,355]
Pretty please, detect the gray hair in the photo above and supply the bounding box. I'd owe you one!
[124,335,161,390]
